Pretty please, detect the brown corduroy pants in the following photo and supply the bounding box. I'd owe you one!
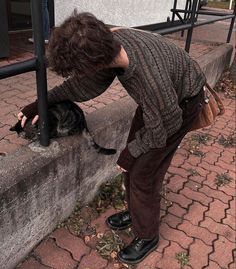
[122,88,204,239]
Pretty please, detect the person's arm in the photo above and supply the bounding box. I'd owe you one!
[21,68,117,119]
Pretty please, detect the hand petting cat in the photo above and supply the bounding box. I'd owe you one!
[18,112,39,128]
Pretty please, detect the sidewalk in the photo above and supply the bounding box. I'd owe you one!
[15,87,235,268]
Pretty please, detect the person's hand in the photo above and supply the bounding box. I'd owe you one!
[17,112,39,128]
[117,164,127,173]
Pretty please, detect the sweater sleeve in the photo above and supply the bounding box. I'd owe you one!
[21,68,116,118]
[47,68,117,103]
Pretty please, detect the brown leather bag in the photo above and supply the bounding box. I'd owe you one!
[190,83,225,131]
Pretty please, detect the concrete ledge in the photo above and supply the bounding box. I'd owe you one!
[0,43,233,269]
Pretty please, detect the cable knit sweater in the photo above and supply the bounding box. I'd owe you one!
[22,28,206,170]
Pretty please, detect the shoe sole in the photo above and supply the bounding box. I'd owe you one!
[117,241,159,264]
[105,218,132,231]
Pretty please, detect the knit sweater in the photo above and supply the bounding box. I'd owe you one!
[22,28,206,170]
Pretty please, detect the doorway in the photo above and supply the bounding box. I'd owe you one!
[7,0,32,31]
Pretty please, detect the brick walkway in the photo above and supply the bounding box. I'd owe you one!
[15,92,235,269]
[1,29,235,269]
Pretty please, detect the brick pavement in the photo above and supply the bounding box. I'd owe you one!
[1,30,235,269]
[15,91,235,269]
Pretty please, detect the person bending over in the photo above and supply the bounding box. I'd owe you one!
[19,10,206,264]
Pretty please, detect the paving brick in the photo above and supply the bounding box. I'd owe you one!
[203,151,220,165]
[180,186,213,206]
[156,241,186,269]
[207,260,222,269]
[229,261,236,269]
[78,250,107,269]
[34,238,78,269]
[166,192,192,209]
[200,216,235,243]
[199,161,226,175]
[210,235,235,268]
[205,171,220,189]
[184,179,201,191]
[168,166,189,178]
[184,154,201,166]
[165,175,187,193]
[0,139,20,154]
[50,228,90,262]
[3,96,30,108]
[167,203,186,218]
[184,201,208,225]
[0,103,18,116]
[90,207,117,234]
[160,223,193,249]
[227,198,236,217]
[188,238,213,269]
[0,125,12,140]
[155,235,170,254]
[16,257,50,269]
[136,251,161,269]
[178,220,217,245]
[194,164,211,177]
[0,112,19,126]
[199,184,232,204]
[171,153,186,167]
[4,133,29,146]
[219,150,235,164]
[222,213,236,231]
[205,199,229,222]
[162,213,183,229]
[216,160,236,173]
[1,89,21,99]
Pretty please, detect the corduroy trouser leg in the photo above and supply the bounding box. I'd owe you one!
[123,89,204,239]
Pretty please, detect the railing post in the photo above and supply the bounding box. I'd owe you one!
[227,3,236,43]
[185,0,198,53]
[181,0,192,37]
[31,0,49,146]
[172,0,178,22]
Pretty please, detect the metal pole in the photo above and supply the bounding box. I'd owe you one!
[181,0,191,37]
[185,0,198,53]
[229,0,233,10]
[227,3,236,43]
[31,0,49,146]
[172,0,178,22]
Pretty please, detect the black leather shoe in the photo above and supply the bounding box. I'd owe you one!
[117,236,159,264]
[106,210,132,230]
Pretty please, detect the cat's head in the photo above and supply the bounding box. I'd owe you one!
[10,120,39,141]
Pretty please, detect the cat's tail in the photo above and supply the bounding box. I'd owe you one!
[82,129,117,155]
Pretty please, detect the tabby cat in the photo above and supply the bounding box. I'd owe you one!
[10,100,116,155]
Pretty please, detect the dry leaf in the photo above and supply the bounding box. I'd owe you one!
[84,236,90,243]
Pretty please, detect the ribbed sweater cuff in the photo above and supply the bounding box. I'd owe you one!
[116,146,136,171]
[21,100,38,118]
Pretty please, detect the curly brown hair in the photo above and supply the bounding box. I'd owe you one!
[47,10,121,78]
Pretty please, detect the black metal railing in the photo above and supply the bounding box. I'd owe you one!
[0,0,49,146]
[169,0,236,51]
[0,0,235,147]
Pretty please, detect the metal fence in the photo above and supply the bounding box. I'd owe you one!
[0,0,235,147]
[0,0,49,146]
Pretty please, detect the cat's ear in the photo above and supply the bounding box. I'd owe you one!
[9,121,23,134]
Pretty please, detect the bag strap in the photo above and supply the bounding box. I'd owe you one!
[205,82,225,115]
